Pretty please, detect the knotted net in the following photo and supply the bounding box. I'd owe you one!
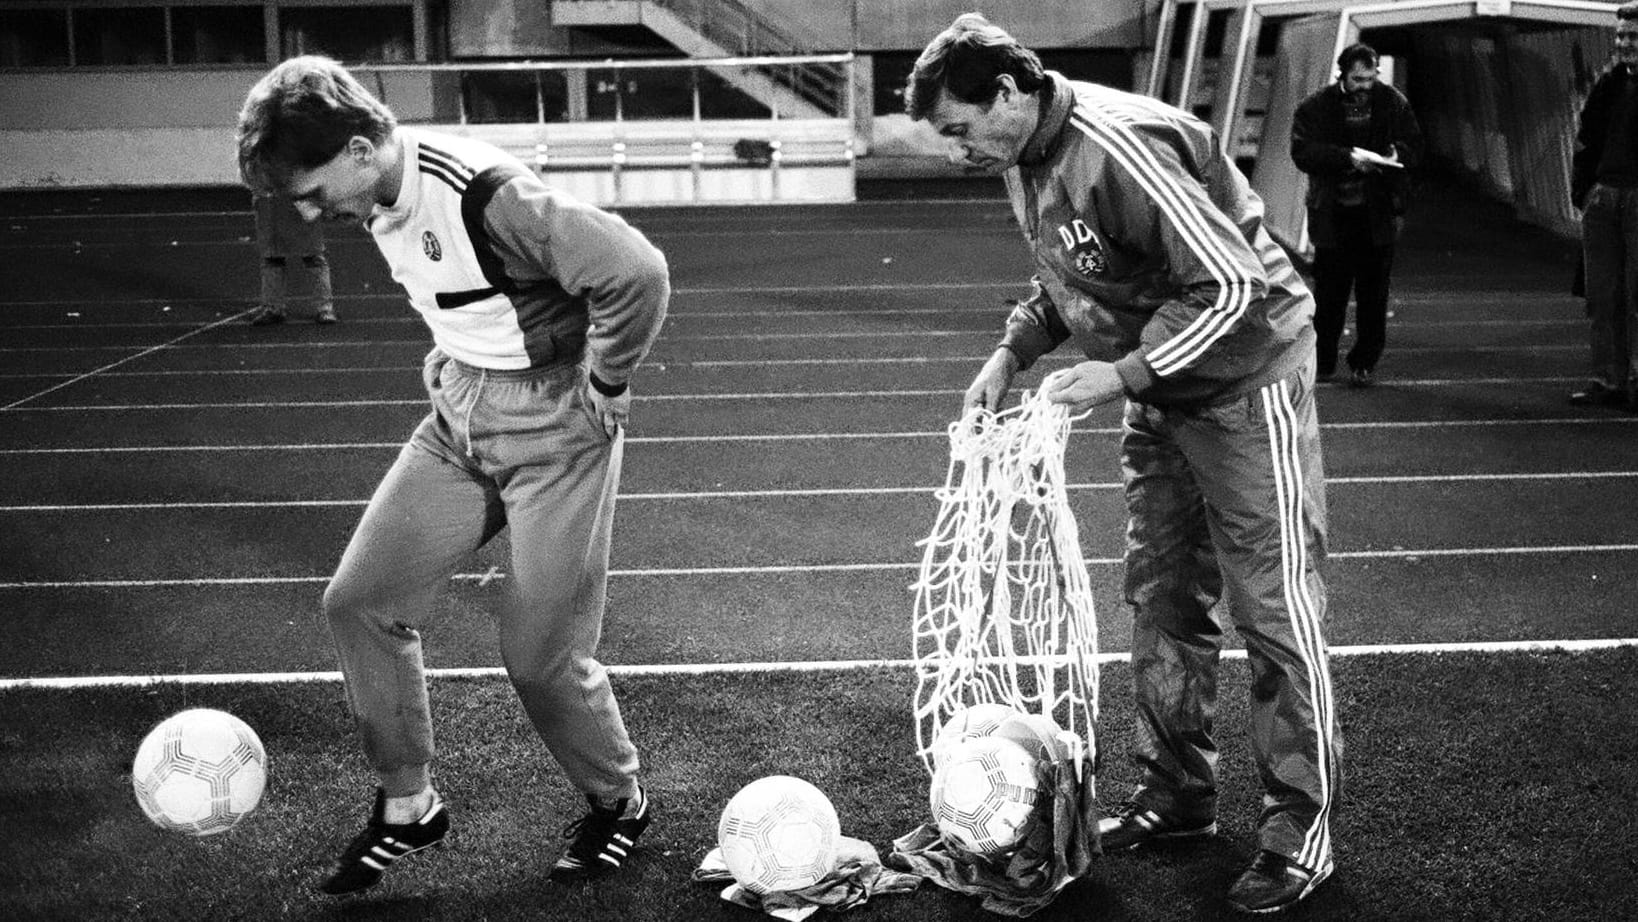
[910,386,1100,780]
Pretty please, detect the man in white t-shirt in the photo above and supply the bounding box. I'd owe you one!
[236,55,668,895]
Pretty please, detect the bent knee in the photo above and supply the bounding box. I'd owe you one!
[321,576,394,627]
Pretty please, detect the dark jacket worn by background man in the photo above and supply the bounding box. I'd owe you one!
[1291,81,1423,247]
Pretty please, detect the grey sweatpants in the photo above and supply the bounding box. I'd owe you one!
[1120,361,1341,873]
[322,350,640,800]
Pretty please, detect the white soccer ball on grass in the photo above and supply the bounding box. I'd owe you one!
[717,774,842,894]
[929,702,1024,767]
[930,733,1046,857]
[132,708,267,836]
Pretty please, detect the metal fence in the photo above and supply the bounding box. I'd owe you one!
[352,52,854,125]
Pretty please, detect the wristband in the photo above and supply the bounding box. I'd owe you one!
[589,372,628,397]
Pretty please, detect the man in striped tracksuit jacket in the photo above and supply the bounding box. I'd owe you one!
[236,56,667,895]
[908,15,1339,914]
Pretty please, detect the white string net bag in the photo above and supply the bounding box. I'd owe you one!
[911,384,1100,781]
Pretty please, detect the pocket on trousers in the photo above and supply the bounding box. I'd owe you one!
[421,351,449,394]
[574,377,615,442]
[1191,392,1257,432]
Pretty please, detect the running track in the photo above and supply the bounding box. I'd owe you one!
[1,178,1634,684]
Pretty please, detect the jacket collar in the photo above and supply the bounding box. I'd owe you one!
[1017,71,1074,169]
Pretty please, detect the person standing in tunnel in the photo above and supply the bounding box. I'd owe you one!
[1292,42,1422,388]
[1570,2,1638,410]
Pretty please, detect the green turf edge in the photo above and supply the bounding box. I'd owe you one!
[2,648,1636,922]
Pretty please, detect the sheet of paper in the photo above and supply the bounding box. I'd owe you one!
[1354,148,1404,169]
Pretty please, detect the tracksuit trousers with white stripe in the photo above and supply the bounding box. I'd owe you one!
[1119,360,1340,871]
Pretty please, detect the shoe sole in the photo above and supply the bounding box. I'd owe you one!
[1100,821,1218,851]
[1228,862,1333,914]
[319,838,445,896]
[549,845,640,884]
[549,806,653,883]
[548,865,610,883]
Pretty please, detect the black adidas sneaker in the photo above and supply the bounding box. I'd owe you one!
[318,788,449,895]
[1226,849,1334,913]
[1097,799,1217,851]
[548,788,654,882]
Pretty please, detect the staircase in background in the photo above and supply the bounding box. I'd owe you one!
[552,0,847,119]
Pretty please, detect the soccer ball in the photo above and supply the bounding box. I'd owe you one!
[717,775,842,895]
[132,708,267,836]
[931,734,1045,857]
[989,711,1068,763]
[929,702,1023,767]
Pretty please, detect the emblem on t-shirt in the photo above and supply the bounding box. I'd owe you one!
[1057,218,1106,276]
[422,230,443,261]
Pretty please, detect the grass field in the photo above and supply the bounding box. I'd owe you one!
[3,179,1637,920]
[4,651,1637,921]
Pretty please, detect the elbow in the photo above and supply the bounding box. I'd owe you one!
[1241,278,1269,309]
[634,250,672,311]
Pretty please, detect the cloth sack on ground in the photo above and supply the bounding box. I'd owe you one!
[888,739,1099,917]
[693,835,923,919]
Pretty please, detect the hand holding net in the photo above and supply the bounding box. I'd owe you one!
[910,385,1101,779]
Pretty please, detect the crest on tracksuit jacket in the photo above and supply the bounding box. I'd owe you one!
[1056,218,1108,277]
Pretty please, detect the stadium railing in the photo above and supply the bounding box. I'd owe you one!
[0,52,856,202]
[356,53,859,205]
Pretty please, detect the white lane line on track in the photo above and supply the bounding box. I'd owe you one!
[0,381,1609,413]
[4,354,1066,379]
[3,637,1635,690]
[0,310,255,411]
[5,225,1007,242]
[0,287,1568,308]
[0,199,1014,224]
[4,544,1638,590]
[0,338,1591,353]
[0,283,1024,313]
[3,471,1636,512]
[0,228,1013,252]
[2,311,1583,330]
[0,358,1582,378]
[3,415,1637,455]
[0,390,964,411]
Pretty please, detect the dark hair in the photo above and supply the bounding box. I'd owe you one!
[236,55,397,193]
[905,13,1045,121]
[1337,42,1379,74]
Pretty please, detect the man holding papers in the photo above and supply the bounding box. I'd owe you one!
[1292,42,1423,388]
